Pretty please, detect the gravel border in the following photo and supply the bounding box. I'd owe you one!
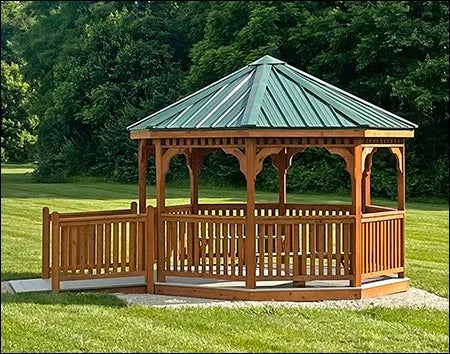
[2,280,447,311]
[114,288,449,310]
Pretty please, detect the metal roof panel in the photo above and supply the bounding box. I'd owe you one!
[127,55,417,132]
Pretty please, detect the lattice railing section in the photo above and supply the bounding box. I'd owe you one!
[361,210,405,279]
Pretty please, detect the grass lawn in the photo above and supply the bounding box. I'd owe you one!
[1,164,449,352]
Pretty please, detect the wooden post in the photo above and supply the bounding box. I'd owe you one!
[362,153,373,213]
[188,150,203,214]
[42,207,50,279]
[245,138,256,289]
[155,139,166,282]
[146,205,155,293]
[350,144,363,287]
[51,212,60,293]
[398,145,406,278]
[278,149,287,216]
[138,139,148,214]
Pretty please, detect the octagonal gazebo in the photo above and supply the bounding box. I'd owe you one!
[42,55,416,300]
[125,55,416,300]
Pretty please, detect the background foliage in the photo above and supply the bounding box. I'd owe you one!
[1,1,448,199]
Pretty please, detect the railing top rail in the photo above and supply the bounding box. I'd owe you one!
[165,204,192,210]
[161,213,246,223]
[361,210,404,221]
[256,215,355,224]
[59,213,146,226]
[49,208,133,220]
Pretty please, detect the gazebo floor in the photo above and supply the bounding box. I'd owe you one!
[8,273,409,301]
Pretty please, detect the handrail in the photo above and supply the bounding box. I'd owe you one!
[255,215,355,224]
[161,213,246,223]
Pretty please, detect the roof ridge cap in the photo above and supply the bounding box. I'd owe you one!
[241,64,272,127]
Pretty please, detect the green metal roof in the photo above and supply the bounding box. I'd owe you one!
[127,55,417,131]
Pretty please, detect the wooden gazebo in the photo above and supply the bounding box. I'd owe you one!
[43,56,416,300]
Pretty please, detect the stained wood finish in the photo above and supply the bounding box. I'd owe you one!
[138,139,147,213]
[361,211,405,279]
[46,202,155,293]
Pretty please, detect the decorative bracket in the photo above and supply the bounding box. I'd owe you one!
[222,147,246,175]
[325,147,354,175]
[389,147,403,174]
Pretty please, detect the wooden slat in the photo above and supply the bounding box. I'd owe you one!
[88,225,95,274]
[138,221,144,271]
[105,223,111,273]
[309,224,316,276]
[301,223,307,275]
[60,226,68,274]
[343,223,349,275]
[193,222,199,272]
[276,224,282,276]
[293,224,299,276]
[173,221,178,272]
[318,224,324,275]
[335,223,341,276]
[285,224,291,277]
[113,223,119,272]
[215,222,220,274]
[180,221,186,272]
[208,222,214,274]
[198,221,204,273]
[267,224,274,276]
[120,222,126,272]
[327,223,333,276]
[97,224,104,274]
[224,222,229,276]
[79,226,86,274]
[230,223,236,276]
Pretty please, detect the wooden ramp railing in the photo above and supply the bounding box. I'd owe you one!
[42,202,155,293]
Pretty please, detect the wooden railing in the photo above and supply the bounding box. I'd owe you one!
[361,209,405,279]
[160,214,247,279]
[255,215,355,281]
[196,203,351,217]
[42,202,155,293]
[42,201,404,293]
[159,203,354,282]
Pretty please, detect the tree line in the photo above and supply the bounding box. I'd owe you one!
[1,1,448,200]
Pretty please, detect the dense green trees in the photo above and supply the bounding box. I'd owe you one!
[1,1,448,199]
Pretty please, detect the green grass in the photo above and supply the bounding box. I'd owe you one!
[1,164,449,352]
[2,292,449,353]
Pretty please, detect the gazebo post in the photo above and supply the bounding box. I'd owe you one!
[245,137,257,289]
[154,139,166,282]
[188,150,202,214]
[397,145,406,278]
[278,148,287,216]
[138,139,147,214]
[350,143,363,287]
[362,153,373,213]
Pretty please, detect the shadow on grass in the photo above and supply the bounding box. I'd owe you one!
[1,291,126,307]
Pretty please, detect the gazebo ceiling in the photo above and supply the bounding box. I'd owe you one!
[127,55,417,132]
